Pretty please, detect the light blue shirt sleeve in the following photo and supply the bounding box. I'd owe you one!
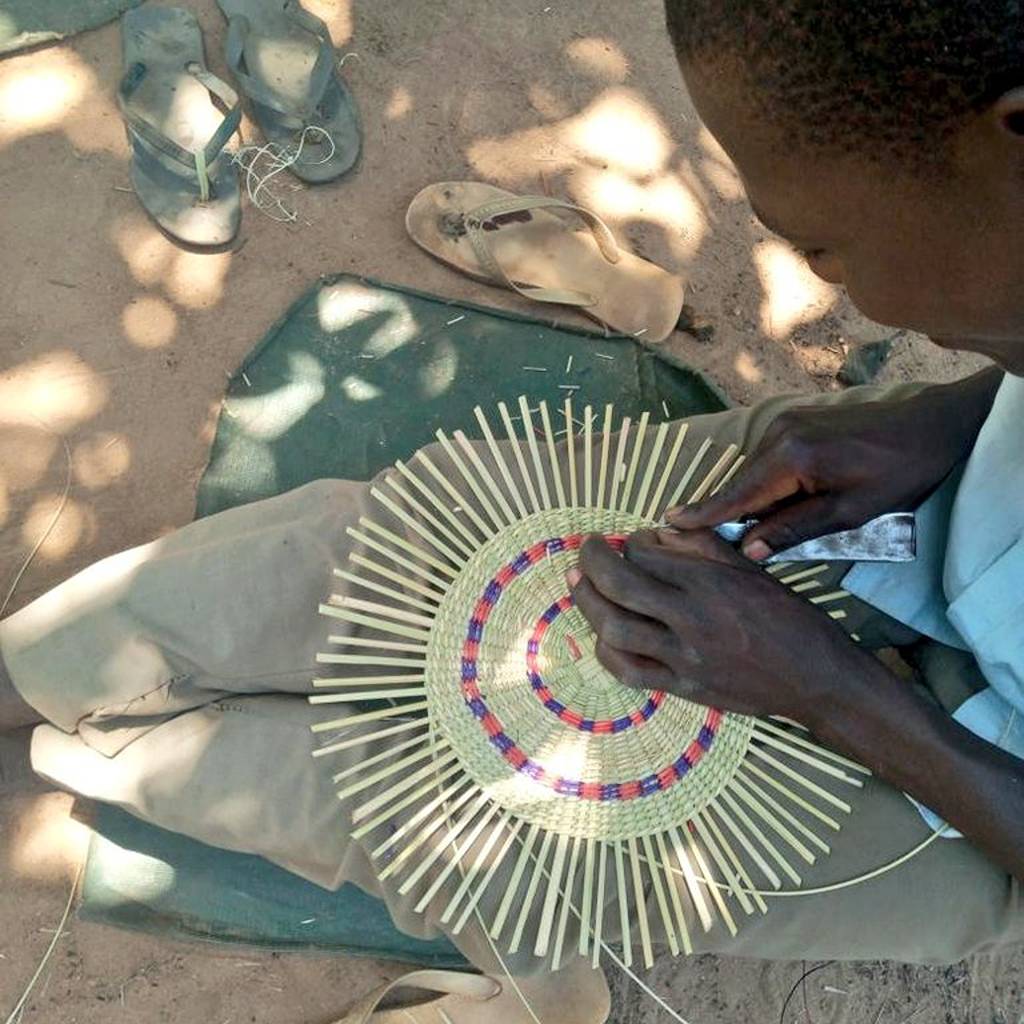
[946,538,1024,711]
[841,373,1024,839]
[842,468,968,650]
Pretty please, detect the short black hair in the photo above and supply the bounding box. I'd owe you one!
[665,1,1024,161]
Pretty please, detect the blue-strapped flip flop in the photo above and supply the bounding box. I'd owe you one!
[119,6,242,247]
[218,0,361,184]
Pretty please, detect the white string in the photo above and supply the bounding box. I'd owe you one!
[660,825,948,900]
[1,421,76,1024]
[3,858,84,1024]
[668,705,1022,898]
[752,827,947,896]
[1,428,72,619]
[740,705,1019,896]
[598,942,692,1024]
[231,125,336,223]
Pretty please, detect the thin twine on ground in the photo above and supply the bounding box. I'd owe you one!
[1,419,78,1024]
[2,859,84,1024]
[232,125,336,223]
[0,423,72,619]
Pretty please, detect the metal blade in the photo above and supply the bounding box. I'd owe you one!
[714,512,916,564]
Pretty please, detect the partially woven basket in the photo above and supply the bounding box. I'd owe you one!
[310,398,865,968]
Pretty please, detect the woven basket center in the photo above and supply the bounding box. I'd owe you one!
[525,590,665,732]
[426,507,755,841]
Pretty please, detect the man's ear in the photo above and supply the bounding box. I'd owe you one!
[991,87,1024,139]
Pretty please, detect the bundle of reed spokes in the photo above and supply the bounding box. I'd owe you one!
[309,397,865,969]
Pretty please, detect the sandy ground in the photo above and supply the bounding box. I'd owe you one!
[0,1,1014,1021]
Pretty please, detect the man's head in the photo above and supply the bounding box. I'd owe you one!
[665,1,1024,370]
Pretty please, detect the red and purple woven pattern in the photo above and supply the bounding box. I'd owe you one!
[459,533,723,802]
[527,596,665,731]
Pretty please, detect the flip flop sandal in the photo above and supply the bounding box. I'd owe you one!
[119,6,242,247]
[330,964,610,1024]
[218,0,361,183]
[406,182,687,343]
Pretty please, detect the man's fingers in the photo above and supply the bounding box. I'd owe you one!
[665,452,801,531]
[593,640,677,692]
[635,527,748,567]
[571,576,674,661]
[577,536,676,621]
[738,494,853,561]
[624,528,751,586]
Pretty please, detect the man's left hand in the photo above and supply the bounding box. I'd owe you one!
[566,529,861,723]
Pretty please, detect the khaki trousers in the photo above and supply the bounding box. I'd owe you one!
[2,385,1021,978]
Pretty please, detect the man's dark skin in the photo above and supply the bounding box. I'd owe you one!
[569,53,1024,879]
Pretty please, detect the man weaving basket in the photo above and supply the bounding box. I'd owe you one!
[2,0,1023,990]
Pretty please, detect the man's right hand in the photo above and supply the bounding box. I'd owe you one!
[667,366,1003,560]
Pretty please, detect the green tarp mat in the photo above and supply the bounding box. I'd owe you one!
[0,0,143,55]
[81,803,470,964]
[197,274,725,518]
[81,274,726,959]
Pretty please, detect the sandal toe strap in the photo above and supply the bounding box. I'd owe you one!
[119,61,241,201]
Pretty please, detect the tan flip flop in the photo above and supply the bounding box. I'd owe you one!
[331,963,610,1024]
[406,182,686,343]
